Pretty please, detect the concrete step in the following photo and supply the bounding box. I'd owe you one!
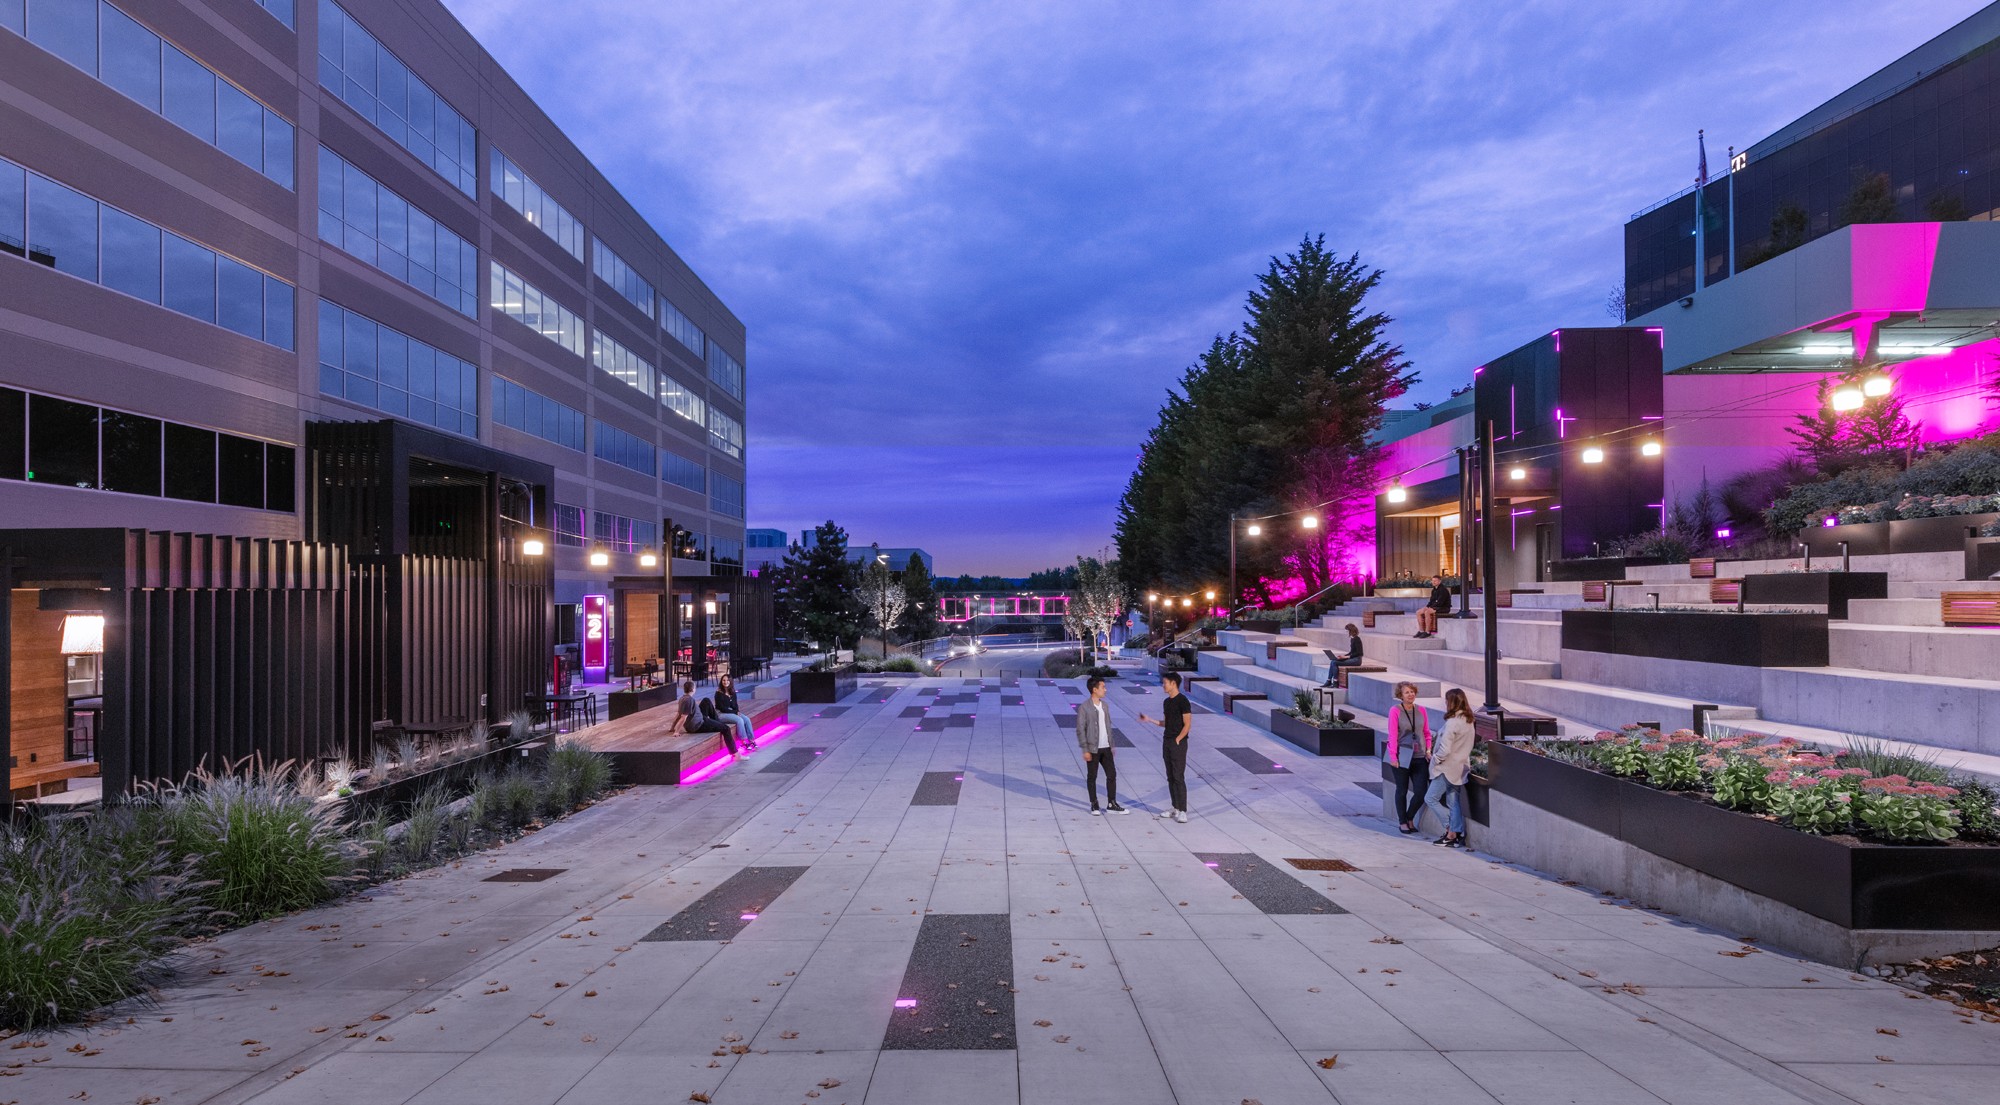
[1217,658,1330,711]
[1845,598,1944,626]
[1345,670,1441,716]
[1433,616,1562,663]
[1887,578,2000,598]
[1759,665,2000,757]
[1829,622,2000,681]
[1397,648,1559,692]
[1506,677,1759,735]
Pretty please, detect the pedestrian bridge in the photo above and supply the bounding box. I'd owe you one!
[939,592,1069,623]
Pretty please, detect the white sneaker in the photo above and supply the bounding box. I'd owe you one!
[1157,808,1176,819]
[1090,807,1103,816]
[1174,810,1189,824]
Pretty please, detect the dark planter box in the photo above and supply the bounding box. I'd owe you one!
[1802,514,1998,557]
[1548,556,1674,583]
[1561,609,1829,668]
[343,740,542,817]
[1967,537,2000,581]
[608,684,675,720]
[1270,711,1374,756]
[1238,619,1283,635]
[1473,713,1560,743]
[1799,519,1891,557]
[790,668,857,704]
[1465,774,1490,826]
[1488,745,2000,930]
[1739,571,1888,619]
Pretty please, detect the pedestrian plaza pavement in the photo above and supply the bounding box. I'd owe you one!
[11,675,2000,1105]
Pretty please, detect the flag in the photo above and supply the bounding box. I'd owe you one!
[1697,129,1709,187]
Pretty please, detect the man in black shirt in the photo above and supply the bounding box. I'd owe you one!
[1138,672,1192,823]
[1417,574,1452,638]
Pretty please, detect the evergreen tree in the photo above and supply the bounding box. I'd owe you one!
[1791,377,1921,474]
[899,553,942,642]
[785,520,864,656]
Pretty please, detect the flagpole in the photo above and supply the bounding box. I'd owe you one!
[1694,129,1707,292]
[1727,145,1737,279]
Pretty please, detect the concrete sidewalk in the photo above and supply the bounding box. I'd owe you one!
[10,674,1996,1104]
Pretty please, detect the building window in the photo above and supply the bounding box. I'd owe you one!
[490,149,582,260]
[318,147,478,317]
[710,535,744,572]
[490,261,585,359]
[708,408,743,459]
[711,472,744,519]
[592,420,655,477]
[4,2,296,186]
[316,2,477,195]
[0,384,292,510]
[493,376,585,451]
[662,449,704,494]
[317,300,478,437]
[553,502,585,547]
[590,237,655,319]
[592,511,658,554]
[660,298,706,360]
[252,0,293,30]
[671,525,707,562]
[660,373,705,430]
[0,155,295,348]
[592,329,655,399]
[706,343,744,401]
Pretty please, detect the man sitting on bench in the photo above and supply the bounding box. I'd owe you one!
[1416,575,1451,638]
[669,680,740,755]
[1323,623,1364,687]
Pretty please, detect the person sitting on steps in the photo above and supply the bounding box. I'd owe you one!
[1325,623,1364,687]
[1416,574,1451,638]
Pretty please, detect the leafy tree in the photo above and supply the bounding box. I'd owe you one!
[858,548,908,645]
[1926,192,1970,222]
[1071,556,1124,665]
[899,553,942,642]
[1839,171,1899,226]
[1791,377,1920,474]
[784,521,864,656]
[1023,565,1080,590]
[1749,201,1810,266]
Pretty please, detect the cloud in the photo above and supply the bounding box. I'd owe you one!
[441,0,1987,570]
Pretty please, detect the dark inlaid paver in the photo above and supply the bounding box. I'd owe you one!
[881,914,1016,1050]
[1001,695,1023,706]
[1192,852,1347,915]
[946,715,974,728]
[911,771,964,806]
[1217,747,1293,774]
[916,717,947,732]
[900,706,929,718]
[638,866,811,941]
[814,705,850,718]
[757,747,826,773]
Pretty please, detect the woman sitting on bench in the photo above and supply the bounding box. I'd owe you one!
[1325,624,1364,686]
[670,680,740,755]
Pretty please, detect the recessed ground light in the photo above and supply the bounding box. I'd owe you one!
[893,998,919,1009]
[1203,862,1220,868]
[739,912,759,921]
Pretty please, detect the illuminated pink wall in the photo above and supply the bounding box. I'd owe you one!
[1662,372,1834,506]
[1894,340,2000,443]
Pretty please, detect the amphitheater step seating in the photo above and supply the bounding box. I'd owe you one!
[1829,622,2000,680]
[1846,598,1946,626]
[1758,665,2000,757]
[1506,677,1759,735]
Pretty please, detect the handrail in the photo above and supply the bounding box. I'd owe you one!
[1291,581,1351,631]
[1152,623,1207,663]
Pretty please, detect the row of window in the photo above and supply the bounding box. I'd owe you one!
[316,300,479,438]
[711,472,744,518]
[317,1,477,196]
[708,408,743,459]
[662,375,705,429]
[711,535,744,567]
[252,0,293,31]
[660,297,706,361]
[1,155,295,349]
[662,449,704,494]
[592,419,654,477]
[318,147,478,317]
[0,386,294,512]
[490,261,585,359]
[706,343,744,401]
[592,328,653,399]
[591,236,656,319]
[491,149,582,260]
[553,502,586,547]
[493,376,585,452]
[593,511,659,554]
[4,1,295,187]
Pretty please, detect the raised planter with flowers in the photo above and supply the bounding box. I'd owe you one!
[1739,571,1888,619]
[1561,609,1830,667]
[1269,709,1375,756]
[1480,730,2000,963]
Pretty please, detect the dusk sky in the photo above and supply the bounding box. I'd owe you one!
[445,0,1982,576]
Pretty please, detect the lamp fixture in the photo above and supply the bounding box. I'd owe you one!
[704,599,718,615]
[60,614,105,655]
[1640,439,1663,457]
[1245,523,1261,536]
[1181,598,1192,607]
[639,549,659,568]
[1146,592,1159,602]
[1204,590,1216,601]
[1385,483,1407,504]
[1580,446,1606,464]
[1301,514,1320,528]
[1830,386,1865,412]
[1508,466,1526,481]
[1862,373,1893,397]
[589,547,610,568]
[521,537,546,557]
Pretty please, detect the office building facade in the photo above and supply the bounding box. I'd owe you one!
[2,0,748,797]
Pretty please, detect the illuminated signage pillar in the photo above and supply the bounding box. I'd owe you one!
[582,593,608,684]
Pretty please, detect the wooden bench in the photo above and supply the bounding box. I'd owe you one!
[8,759,100,800]
[1710,578,1743,604]
[1942,592,2000,627]
[1581,580,1643,604]
[1219,689,1266,714]
[1495,588,1544,608]
[1690,557,1718,579]
[1336,663,1387,689]
[574,694,790,785]
[1265,638,1308,660]
[1361,610,1377,628]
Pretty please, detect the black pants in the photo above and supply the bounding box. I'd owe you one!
[1392,757,1430,825]
[701,720,738,754]
[1085,746,1117,807]
[1162,737,1189,812]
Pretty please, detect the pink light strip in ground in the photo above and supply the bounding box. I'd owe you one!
[680,721,802,786]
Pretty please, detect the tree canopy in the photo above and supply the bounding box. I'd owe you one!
[1115,236,1413,607]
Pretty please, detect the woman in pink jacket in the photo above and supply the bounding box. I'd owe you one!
[1383,681,1432,834]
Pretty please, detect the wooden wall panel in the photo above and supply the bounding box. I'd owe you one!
[7,591,67,788]
[624,596,660,668]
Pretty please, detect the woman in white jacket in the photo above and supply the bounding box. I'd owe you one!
[1426,688,1477,848]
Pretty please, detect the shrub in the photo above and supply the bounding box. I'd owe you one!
[540,740,615,816]
[0,815,203,1031]
[1642,741,1704,790]
[476,765,541,829]
[399,783,452,864]
[1953,778,2000,842]
[1711,756,1777,813]
[1768,776,1849,834]
[1765,465,1901,533]
[1854,787,1958,842]
[146,762,354,922]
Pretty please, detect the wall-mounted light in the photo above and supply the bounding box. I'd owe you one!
[521,537,546,557]
[704,600,718,616]
[1862,373,1893,397]
[639,550,659,568]
[1508,466,1527,481]
[1301,515,1320,529]
[60,614,105,655]
[1640,439,1663,457]
[1581,446,1606,464]
[589,547,610,568]
[1830,385,1865,412]
[1715,527,1733,539]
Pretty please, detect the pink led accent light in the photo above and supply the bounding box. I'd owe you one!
[894,998,919,1009]
[739,912,759,921]
[1204,861,1219,868]
[1824,517,1839,528]
[1551,330,1561,352]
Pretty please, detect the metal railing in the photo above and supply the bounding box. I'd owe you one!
[1289,581,1352,631]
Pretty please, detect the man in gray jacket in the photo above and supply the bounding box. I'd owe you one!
[1075,675,1127,814]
